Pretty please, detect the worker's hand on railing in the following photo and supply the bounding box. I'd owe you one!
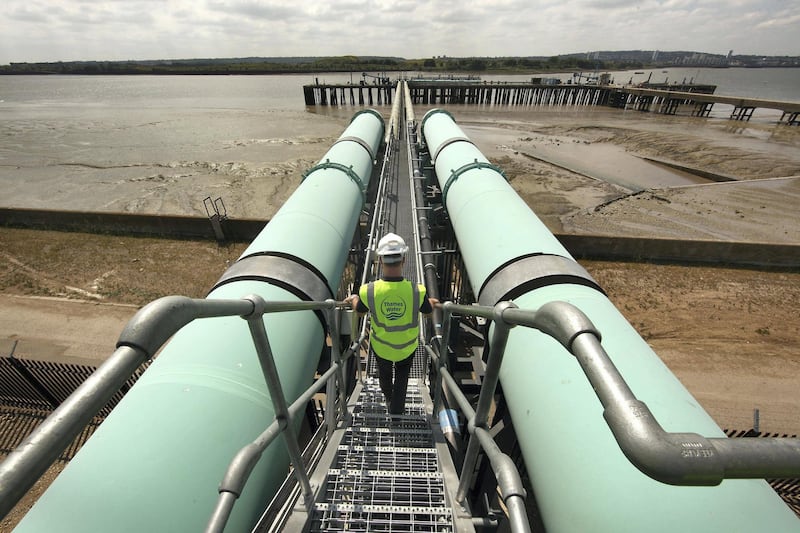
[343,294,360,310]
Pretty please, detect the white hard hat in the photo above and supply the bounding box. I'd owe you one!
[376,233,408,264]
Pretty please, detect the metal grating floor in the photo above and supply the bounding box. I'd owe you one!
[301,115,470,532]
[307,373,456,532]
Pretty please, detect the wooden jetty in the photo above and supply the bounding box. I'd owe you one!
[618,87,800,124]
[302,79,799,125]
[407,81,616,106]
[302,83,393,106]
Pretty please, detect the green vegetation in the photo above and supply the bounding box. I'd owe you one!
[0,55,653,75]
[2,52,797,75]
[0,56,404,75]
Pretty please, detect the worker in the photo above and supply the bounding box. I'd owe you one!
[347,233,437,415]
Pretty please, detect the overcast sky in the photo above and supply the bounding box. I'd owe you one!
[1,0,798,64]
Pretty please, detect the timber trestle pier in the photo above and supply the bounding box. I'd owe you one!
[304,78,800,125]
[303,83,395,106]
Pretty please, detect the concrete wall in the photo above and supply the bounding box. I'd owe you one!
[556,233,800,269]
[0,208,265,242]
[2,208,798,268]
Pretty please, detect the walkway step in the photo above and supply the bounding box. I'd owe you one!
[301,377,472,532]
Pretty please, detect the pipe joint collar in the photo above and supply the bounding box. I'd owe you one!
[431,136,472,163]
[533,301,600,352]
[478,254,604,308]
[212,253,334,330]
[214,253,333,303]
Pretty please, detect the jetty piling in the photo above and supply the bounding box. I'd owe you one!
[302,78,799,125]
[302,83,393,107]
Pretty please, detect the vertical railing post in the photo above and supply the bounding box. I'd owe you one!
[348,307,365,385]
[333,304,348,421]
[242,295,314,509]
[456,301,517,503]
[324,300,347,436]
[434,303,455,414]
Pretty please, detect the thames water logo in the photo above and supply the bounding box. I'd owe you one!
[381,298,406,320]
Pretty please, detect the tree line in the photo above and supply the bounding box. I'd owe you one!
[1,55,646,75]
[7,53,795,75]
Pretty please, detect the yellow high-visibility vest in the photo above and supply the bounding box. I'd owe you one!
[360,280,426,361]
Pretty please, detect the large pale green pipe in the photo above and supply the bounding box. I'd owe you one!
[15,110,384,533]
[421,109,799,532]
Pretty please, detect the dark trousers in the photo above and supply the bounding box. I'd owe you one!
[376,354,414,415]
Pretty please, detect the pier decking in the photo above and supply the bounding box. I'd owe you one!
[620,87,800,123]
[302,79,799,125]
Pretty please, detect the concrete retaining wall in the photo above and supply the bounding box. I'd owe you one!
[2,208,797,269]
[556,233,800,269]
[0,208,265,242]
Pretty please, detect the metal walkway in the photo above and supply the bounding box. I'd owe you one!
[303,371,464,532]
[282,104,474,532]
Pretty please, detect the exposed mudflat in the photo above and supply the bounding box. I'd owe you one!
[454,107,800,240]
[0,107,345,218]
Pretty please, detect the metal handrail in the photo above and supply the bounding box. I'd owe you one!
[197,141,406,532]
[427,301,531,533]
[206,296,364,533]
[0,294,361,525]
[0,296,256,519]
[431,299,800,490]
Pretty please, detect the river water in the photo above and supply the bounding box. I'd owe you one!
[0,69,798,216]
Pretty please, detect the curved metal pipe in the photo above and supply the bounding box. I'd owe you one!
[386,81,402,144]
[421,109,800,531]
[12,111,384,532]
[403,80,416,124]
[444,299,800,486]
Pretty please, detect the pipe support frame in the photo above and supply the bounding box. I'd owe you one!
[441,160,507,208]
[302,159,367,203]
